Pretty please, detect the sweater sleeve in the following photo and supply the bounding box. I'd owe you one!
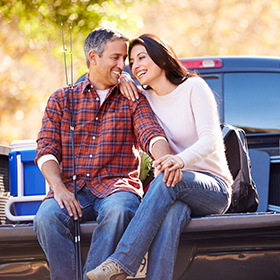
[177,78,221,168]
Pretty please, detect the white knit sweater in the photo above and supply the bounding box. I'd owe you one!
[143,77,233,186]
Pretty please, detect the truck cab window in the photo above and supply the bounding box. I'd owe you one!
[203,76,222,122]
[223,73,280,133]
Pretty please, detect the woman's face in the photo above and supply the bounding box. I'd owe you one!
[129,44,165,86]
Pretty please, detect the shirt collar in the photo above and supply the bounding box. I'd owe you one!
[82,73,118,95]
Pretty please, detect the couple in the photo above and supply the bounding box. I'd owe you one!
[34,27,233,280]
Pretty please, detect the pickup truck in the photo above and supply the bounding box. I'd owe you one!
[1,56,280,280]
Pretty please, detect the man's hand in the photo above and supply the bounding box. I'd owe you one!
[41,160,83,220]
[53,185,83,220]
[153,155,184,187]
[119,72,142,101]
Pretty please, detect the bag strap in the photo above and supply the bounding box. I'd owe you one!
[221,123,233,139]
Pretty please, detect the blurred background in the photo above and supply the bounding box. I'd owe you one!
[0,0,279,146]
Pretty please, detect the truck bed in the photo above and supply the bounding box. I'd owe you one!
[1,212,280,242]
[1,212,280,280]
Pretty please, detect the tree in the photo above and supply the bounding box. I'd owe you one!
[0,0,141,145]
[1,0,280,145]
[133,0,280,57]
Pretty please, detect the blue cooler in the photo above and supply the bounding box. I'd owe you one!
[5,140,49,222]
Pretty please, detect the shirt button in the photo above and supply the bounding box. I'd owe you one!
[87,173,90,177]
[92,136,96,140]
[95,117,98,120]
[89,154,93,158]
[96,97,99,101]
[88,89,91,92]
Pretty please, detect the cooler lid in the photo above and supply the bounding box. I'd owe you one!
[11,140,37,151]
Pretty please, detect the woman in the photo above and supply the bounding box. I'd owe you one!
[86,34,233,280]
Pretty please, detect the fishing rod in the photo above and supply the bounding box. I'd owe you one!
[61,20,83,280]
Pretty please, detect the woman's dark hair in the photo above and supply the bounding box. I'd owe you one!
[128,34,197,86]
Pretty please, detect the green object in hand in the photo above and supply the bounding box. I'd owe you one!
[139,152,153,183]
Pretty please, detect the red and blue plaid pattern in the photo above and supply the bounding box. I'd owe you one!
[35,74,165,198]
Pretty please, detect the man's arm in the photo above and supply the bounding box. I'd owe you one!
[150,139,183,187]
[150,138,171,160]
[131,96,182,187]
[40,160,82,220]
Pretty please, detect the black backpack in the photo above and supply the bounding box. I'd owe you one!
[221,123,259,213]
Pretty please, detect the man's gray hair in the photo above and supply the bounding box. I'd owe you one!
[84,27,129,68]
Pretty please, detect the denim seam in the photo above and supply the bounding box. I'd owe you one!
[71,239,76,280]
[84,242,93,274]
[62,217,76,278]
[168,207,187,280]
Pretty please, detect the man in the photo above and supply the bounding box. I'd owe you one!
[33,27,173,280]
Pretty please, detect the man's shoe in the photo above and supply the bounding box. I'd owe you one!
[86,259,127,280]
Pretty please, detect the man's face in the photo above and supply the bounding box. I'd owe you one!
[90,39,127,90]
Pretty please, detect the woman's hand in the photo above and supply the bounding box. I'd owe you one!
[119,72,142,101]
[153,155,184,187]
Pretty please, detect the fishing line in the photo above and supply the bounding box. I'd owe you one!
[61,20,82,280]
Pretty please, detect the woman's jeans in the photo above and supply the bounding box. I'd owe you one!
[109,170,231,280]
[33,186,140,280]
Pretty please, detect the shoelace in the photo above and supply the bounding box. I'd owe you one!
[102,262,123,274]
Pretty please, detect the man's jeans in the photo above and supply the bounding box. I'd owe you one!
[109,171,231,280]
[33,186,140,280]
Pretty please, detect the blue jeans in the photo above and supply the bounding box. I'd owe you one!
[33,186,140,280]
[109,171,231,280]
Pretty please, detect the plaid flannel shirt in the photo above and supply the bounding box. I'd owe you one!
[35,74,166,198]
